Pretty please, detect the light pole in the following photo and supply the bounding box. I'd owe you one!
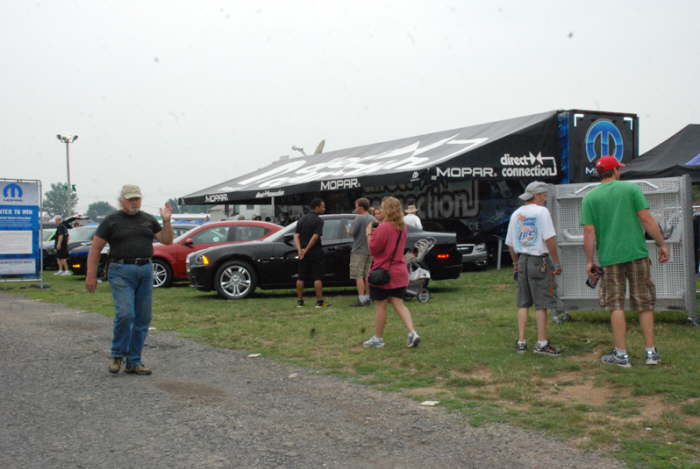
[56,134,78,206]
[291,145,306,157]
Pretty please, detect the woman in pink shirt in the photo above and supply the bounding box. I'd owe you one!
[363,197,421,348]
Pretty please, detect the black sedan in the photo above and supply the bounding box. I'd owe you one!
[187,214,462,299]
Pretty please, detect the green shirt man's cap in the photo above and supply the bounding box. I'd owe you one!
[595,155,626,172]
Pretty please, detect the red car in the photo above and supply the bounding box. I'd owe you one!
[152,220,282,288]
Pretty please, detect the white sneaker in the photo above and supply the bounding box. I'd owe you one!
[62,271,73,276]
[363,336,385,348]
[407,331,421,348]
[645,348,661,365]
[53,271,63,276]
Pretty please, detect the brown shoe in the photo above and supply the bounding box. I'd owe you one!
[124,364,152,375]
[108,357,123,374]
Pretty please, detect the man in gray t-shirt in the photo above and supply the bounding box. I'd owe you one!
[348,198,374,306]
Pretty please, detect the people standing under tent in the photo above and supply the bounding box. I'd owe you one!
[363,197,420,349]
[348,197,374,307]
[505,181,563,356]
[403,204,422,230]
[581,156,669,367]
[294,199,331,308]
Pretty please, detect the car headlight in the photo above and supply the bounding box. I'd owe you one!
[474,243,487,253]
[191,254,210,266]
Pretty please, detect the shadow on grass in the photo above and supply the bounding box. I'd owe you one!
[188,285,464,302]
[185,287,360,301]
[558,311,691,325]
[425,286,466,294]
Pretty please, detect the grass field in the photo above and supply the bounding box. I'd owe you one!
[3,269,699,469]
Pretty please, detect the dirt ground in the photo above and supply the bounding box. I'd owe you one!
[0,293,626,469]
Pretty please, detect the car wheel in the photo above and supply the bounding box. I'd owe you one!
[416,288,431,303]
[214,260,257,299]
[152,259,173,288]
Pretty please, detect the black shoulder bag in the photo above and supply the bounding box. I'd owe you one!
[368,229,403,286]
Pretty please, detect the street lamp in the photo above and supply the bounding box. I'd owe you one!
[292,140,325,157]
[56,134,78,201]
[291,145,306,157]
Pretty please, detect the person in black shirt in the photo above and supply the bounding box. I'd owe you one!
[294,198,329,308]
[85,184,173,375]
[53,216,71,275]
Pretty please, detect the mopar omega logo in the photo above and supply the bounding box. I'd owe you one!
[585,119,624,163]
[2,183,24,201]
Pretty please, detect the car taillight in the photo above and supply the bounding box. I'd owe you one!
[436,253,450,260]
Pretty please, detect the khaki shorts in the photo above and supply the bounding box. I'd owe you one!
[600,257,656,312]
[349,253,372,279]
[516,254,558,310]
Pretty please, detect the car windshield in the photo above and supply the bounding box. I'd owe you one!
[42,229,56,241]
[69,225,98,243]
[173,225,199,243]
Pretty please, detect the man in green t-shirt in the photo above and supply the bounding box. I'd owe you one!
[581,156,669,368]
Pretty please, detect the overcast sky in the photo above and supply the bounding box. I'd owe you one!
[2,0,698,213]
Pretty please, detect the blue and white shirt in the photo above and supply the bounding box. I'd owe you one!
[505,204,556,256]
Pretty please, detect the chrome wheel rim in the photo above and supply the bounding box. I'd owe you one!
[219,265,252,298]
[152,262,168,288]
[417,289,430,303]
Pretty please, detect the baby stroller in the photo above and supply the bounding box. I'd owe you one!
[404,237,435,303]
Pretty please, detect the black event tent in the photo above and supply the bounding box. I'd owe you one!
[181,110,561,205]
[622,124,700,182]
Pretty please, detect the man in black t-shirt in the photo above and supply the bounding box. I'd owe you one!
[293,198,330,308]
[85,184,173,376]
[53,216,71,275]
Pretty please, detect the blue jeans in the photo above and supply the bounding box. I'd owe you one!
[108,262,153,366]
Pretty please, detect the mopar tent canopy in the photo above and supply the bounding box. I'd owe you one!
[181,110,561,205]
[622,124,700,182]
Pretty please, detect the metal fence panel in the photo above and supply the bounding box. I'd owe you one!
[550,176,695,318]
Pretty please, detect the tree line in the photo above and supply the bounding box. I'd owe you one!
[42,182,209,220]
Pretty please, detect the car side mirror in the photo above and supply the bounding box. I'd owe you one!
[283,233,294,245]
[184,238,194,246]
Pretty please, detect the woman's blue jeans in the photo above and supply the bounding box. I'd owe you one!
[108,262,153,366]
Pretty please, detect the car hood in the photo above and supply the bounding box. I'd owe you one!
[43,240,93,250]
[69,241,92,254]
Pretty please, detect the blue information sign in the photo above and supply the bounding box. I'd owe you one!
[0,179,42,280]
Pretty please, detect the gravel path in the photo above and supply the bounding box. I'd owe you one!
[0,293,626,469]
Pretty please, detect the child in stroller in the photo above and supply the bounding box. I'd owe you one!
[404,237,435,303]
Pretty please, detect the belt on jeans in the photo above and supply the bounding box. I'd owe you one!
[111,257,152,265]
[520,253,548,257]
